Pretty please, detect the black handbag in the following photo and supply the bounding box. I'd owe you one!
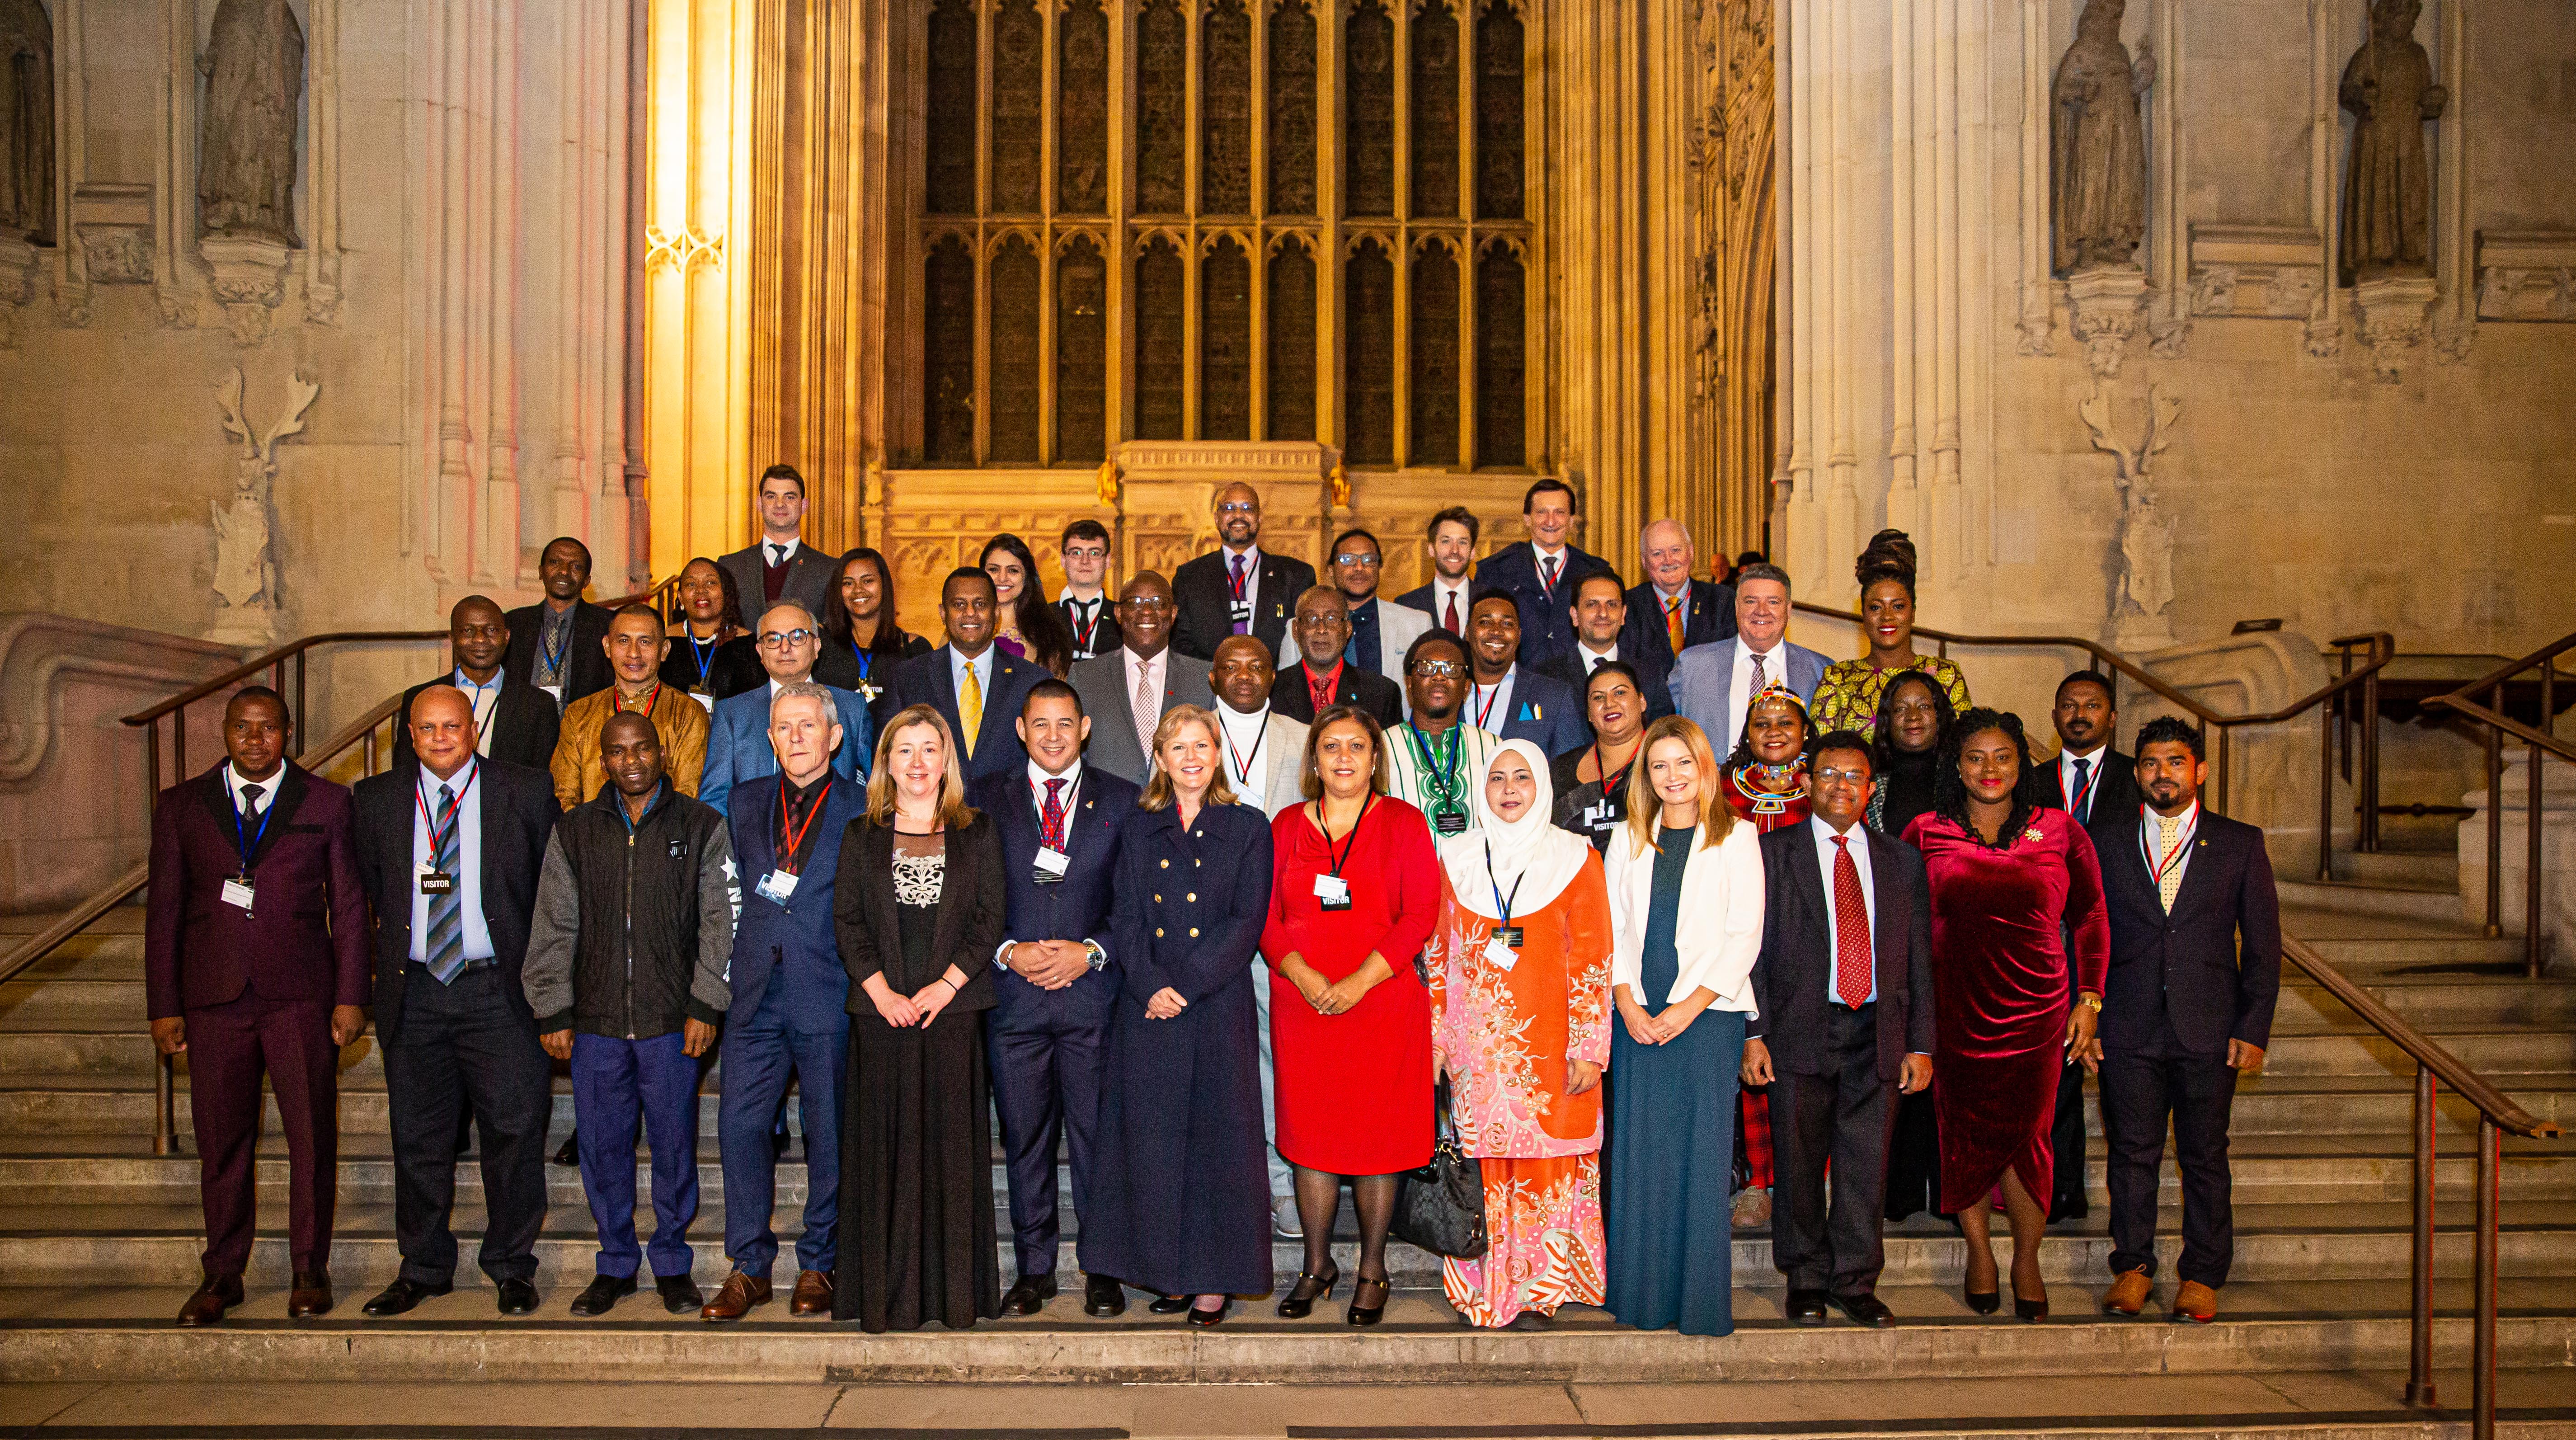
[1392,1080,1489,1259]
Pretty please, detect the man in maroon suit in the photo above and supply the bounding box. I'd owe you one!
[146,687,369,1326]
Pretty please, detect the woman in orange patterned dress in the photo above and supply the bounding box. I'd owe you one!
[1427,739,1615,1330]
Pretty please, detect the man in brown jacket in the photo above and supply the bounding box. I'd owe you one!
[551,603,709,809]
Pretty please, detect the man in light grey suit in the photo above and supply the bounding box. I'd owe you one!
[1277,527,1430,696]
[717,465,839,631]
[1068,571,1209,784]
[1670,561,1830,755]
[1209,634,1309,1239]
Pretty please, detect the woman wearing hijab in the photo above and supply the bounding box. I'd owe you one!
[1428,740,1615,1330]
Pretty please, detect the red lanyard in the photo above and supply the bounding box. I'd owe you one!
[414,762,479,862]
[775,781,828,875]
[1226,553,1252,601]
[1590,743,1630,801]
[1471,679,1504,730]
[2061,754,2100,815]
[2141,804,2197,889]
[614,683,663,719]
[1066,598,1102,654]
[1222,714,1266,786]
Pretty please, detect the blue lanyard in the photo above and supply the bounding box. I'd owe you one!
[540,611,572,673]
[686,631,717,682]
[849,641,872,682]
[232,780,276,871]
[1484,841,1525,928]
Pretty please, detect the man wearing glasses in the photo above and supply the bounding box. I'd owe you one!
[697,602,874,816]
[1284,528,1429,694]
[1169,482,1317,662]
[1069,571,1208,784]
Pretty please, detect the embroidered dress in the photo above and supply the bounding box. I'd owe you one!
[1386,722,1500,839]
[1810,656,1971,735]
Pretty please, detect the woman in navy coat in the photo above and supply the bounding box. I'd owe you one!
[1077,705,1276,1324]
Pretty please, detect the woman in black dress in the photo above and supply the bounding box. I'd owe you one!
[1867,670,1953,1223]
[832,704,1005,1330]
[814,547,931,707]
[659,556,766,701]
[1550,661,1649,851]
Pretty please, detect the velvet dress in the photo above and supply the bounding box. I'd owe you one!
[1902,807,2108,1213]
[1869,745,1946,1220]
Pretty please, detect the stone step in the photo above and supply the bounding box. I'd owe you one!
[2335,850,2463,889]
[2280,880,2474,927]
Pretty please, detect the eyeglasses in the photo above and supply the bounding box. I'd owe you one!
[1216,501,1259,515]
[1331,553,1382,568]
[1409,660,1465,678]
[758,628,818,649]
[1119,595,1173,611]
[1812,765,1872,785]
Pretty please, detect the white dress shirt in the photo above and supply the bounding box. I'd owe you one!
[1221,542,1262,622]
[2058,744,2110,822]
[224,763,278,818]
[1469,665,1519,734]
[452,667,504,756]
[1575,640,1623,674]
[1122,645,1169,723]
[1427,576,1474,632]
[1215,703,1273,809]
[2140,798,2201,897]
[763,536,803,567]
[1530,541,1570,592]
[409,760,495,963]
[1727,640,1788,757]
[1811,818,1879,1006]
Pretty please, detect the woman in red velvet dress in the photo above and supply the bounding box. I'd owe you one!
[1261,704,1443,1325]
[1903,708,2106,1323]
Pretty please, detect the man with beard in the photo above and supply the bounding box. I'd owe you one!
[1463,589,1588,758]
[1393,507,1481,638]
[1383,631,1498,841]
[1170,482,1316,661]
[1270,587,1403,727]
[1298,527,1429,690]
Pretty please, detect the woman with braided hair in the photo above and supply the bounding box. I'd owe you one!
[1812,529,1971,734]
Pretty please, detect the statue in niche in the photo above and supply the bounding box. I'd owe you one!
[197,0,305,245]
[0,0,53,245]
[208,367,320,645]
[2338,0,2445,286]
[2050,0,2153,275]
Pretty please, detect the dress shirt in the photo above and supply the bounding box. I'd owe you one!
[1529,542,1570,594]
[2140,799,2201,899]
[1023,757,1085,823]
[2058,744,2110,822]
[763,536,803,567]
[223,764,278,818]
[452,667,504,756]
[1215,703,1273,809]
[1122,645,1169,722]
[1346,595,1383,672]
[1222,543,1263,624]
[1811,818,1879,1007]
[1575,640,1622,674]
[1061,592,1109,657]
[949,645,993,707]
[409,761,495,964]
[1468,665,1520,734]
[1427,576,1473,634]
[1727,640,1788,756]
[773,770,832,875]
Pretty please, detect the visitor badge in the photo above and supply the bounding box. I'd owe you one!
[1034,847,1070,878]
[1313,873,1352,911]
[1229,598,1254,625]
[537,682,564,708]
[1481,929,1523,971]
[221,876,255,913]
[756,870,798,904]
[1583,802,1616,831]
[417,865,455,896]
[690,691,716,714]
[1434,809,1468,836]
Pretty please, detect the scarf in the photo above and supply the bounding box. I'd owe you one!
[1440,738,1593,919]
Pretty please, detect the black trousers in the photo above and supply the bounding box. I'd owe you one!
[2048,1060,2090,1221]
[384,964,555,1286]
[1769,1002,1896,1297]
[2099,1045,2239,1287]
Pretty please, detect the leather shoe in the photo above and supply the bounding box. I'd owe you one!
[1147,1293,1190,1314]
[551,1129,580,1167]
[175,1274,244,1327]
[362,1276,451,1318]
[701,1271,771,1322]
[1833,1292,1898,1328]
[2102,1268,2153,1317]
[569,1274,635,1317]
[2172,1280,2219,1325]
[790,1270,833,1316]
[999,1274,1059,1317]
[1083,1274,1126,1317]
[496,1278,541,1316]
[287,1270,334,1318]
[656,1275,705,1314]
[1784,1287,1830,1326]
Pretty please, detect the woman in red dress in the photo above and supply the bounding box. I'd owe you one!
[1261,704,1443,1326]
[1903,708,2107,1322]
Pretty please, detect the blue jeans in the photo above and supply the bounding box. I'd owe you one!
[717,987,847,1277]
[569,1030,701,1280]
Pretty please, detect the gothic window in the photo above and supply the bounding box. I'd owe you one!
[1267,238,1316,441]
[1409,242,1460,467]
[1135,235,1186,440]
[1057,0,1109,216]
[1475,241,1524,467]
[1136,0,1188,215]
[1475,1,1523,220]
[923,235,977,462]
[1201,237,1253,440]
[1344,240,1396,466]
[1410,0,1459,220]
[989,235,1043,461]
[1267,0,1317,216]
[1344,0,1396,218]
[1200,0,1252,216]
[925,0,978,215]
[989,0,1044,214]
[1057,236,1108,462]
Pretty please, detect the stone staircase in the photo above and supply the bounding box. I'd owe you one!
[0,887,2569,1434]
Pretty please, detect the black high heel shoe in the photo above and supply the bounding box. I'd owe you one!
[1276,1265,1341,1319]
[1186,1296,1230,1327]
[1347,1275,1391,1327]
[1961,1280,2001,1315]
[2014,1288,2049,1323]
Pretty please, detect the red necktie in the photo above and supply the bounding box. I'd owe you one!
[1040,777,1067,851]
[1443,590,1461,635]
[1832,835,1871,1007]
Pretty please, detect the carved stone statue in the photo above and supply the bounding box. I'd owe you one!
[207,367,320,645]
[2338,0,2445,286]
[2078,383,2181,651]
[197,0,306,245]
[2050,0,2153,276]
[0,0,53,245]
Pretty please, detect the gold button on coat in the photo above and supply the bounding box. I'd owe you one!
[1189,927,1199,937]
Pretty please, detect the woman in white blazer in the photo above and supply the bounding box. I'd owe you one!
[1600,715,1765,1335]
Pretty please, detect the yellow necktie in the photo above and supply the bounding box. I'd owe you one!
[2156,813,2185,911]
[1665,595,1686,654]
[959,659,983,758]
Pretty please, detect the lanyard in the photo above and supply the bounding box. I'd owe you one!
[2140,804,2197,889]
[231,778,277,872]
[539,609,572,674]
[1590,743,1631,802]
[846,640,874,682]
[1066,598,1102,654]
[1323,794,1376,877]
[1471,679,1504,731]
[686,630,719,684]
[2061,754,2100,817]
[1226,552,1253,602]
[1406,722,1463,797]
[613,683,663,720]
[776,779,829,875]
[1483,841,1526,928]
[1222,712,1266,786]
[414,762,478,864]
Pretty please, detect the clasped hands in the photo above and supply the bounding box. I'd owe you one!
[1004,938,1094,992]
[862,969,963,1029]
[1615,988,1711,1047]
[1276,951,1384,1018]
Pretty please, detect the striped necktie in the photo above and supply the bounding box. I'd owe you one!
[424,783,466,984]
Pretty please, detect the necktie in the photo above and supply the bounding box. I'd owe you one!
[425,784,467,985]
[1749,651,1768,696]
[2156,812,2186,911]
[1134,660,1160,765]
[1040,777,1067,851]
[1542,555,1561,594]
[1443,590,1461,635]
[1831,835,1871,1007]
[239,782,263,819]
[959,659,983,758]
[1665,594,1686,654]
[770,543,788,567]
[2071,757,2093,822]
[1229,554,1251,635]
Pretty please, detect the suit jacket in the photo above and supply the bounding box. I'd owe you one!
[1270,659,1404,727]
[2087,804,2283,1058]
[881,644,1048,786]
[1476,542,1616,669]
[1392,580,1470,631]
[503,600,616,706]
[698,680,875,815]
[1218,708,1312,819]
[1536,646,1675,725]
[971,767,1139,1031]
[1274,594,1432,692]
[832,812,1006,1013]
[1067,648,1214,784]
[2025,746,2144,826]
[351,758,560,1045]
[1669,636,1831,751]
[719,540,840,632]
[145,763,370,1019]
[1477,666,1590,757]
[1620,577,1735,670]
[1747,819,1937,1082]
[1058,595,1123,662]
[1170,547,1317,661]
[392,671,563,774]
[724,772,865,1031]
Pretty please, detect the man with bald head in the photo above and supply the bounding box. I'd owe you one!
[1169,481,1317,661]
[698,600,874,814]
[1069,569,1209,783]
[1622,518,1734,672]
[395,595,562,772]
[352,684,562,1318]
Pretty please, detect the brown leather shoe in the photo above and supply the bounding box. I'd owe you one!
[789,1269,833,1316]
[2172,1280,2219,1324]
[2101,1268,2153,1317]
[175,1274,244,1327]
[287,1270,334,1318]
[700,1271,771,1322]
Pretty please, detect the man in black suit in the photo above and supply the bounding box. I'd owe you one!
[1463,589,1589,757]
[1170,481,1316,661]
[1537,571,1673,724]
[1269,586,1403,726]
[1743,730,1935,1329]
[1391,505,1481,639]
[1473,479,1614,672]
[881,567,1047,784]
[1056,519,1122,661]
[2089,717,2281,1326]
[505,536,615,708]
[1620,518,1734,670]
[395,595,563,772]
[351,686,562,1318]
[717,464,839,630]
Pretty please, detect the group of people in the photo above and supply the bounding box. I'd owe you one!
[143,469,2281,1340]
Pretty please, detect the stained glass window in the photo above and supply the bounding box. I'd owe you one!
[1410,0,1459,220]
[1475,1,1524,220]
[923,235,976,462]
[1134,235,1186,440]
[1344,0,1396,218]
[924,0,978,215]
[1136,0,1188,215]
[1344,240,1396,466]
[1201,236,1253,441]
[1267,238,1316,441]
[988,235,1043,461]
[1057,0,1109,215]
[989,0,1044,214]
[1200,0,1252,216]
[1056,236,1108,462]
[1266,0,1317,216]
[1409,241,1460,467]
[1475,241,1525,467]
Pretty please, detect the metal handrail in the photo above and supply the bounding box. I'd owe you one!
[2423,628,2571,977]
[119,629,446,729]
[2280,934,2559,1440]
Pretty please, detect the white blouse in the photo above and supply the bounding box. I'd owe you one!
[1603,817,1767,1014]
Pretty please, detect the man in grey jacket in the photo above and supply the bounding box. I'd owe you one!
[524,711,738,1318]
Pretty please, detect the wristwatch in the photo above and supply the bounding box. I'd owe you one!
[1083,939,1108,972]
[2078,992,2104,1013]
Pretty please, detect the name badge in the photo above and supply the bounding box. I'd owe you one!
[755,870,798,903]
[1481,935,1522,971]
[1313,873,1353,911]
[221,876,256,913]
[1434,809,1469,837]
[1229,598,1254,625]
[1034,847,1070,885]
[1583,802,1617,832]
[689,691,716,714]
[537,682,564,708]
[417,866,456,896]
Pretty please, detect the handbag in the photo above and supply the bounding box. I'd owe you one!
[1392,1079,1489,1260]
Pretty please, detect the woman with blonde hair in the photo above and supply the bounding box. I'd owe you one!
[1601,715,1766,1335]
[831,705,1006,1330]
[1079,706,1276,1325]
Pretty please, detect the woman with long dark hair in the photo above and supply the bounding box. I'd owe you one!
[979,533,1075,677]
[1902,708,2106,1322]
[1869,669,1955,1223]
[816,548,931,703]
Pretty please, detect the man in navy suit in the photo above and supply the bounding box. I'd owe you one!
[393,595,563,772]
[1463,589,1588,758]
[973,679,1138,1319]
[1473,479,1614,671]
[700,683,866,1322]
[1669,562,1830,756]
[699,600,873,814]
[504,536,615,708]
[1537,571,1674,724]
[146,687,369,1326]
[1621,518,1734,670]
[1169,481,1317,662]
[2088,717,2281,1326]
[881,567,1046,785]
